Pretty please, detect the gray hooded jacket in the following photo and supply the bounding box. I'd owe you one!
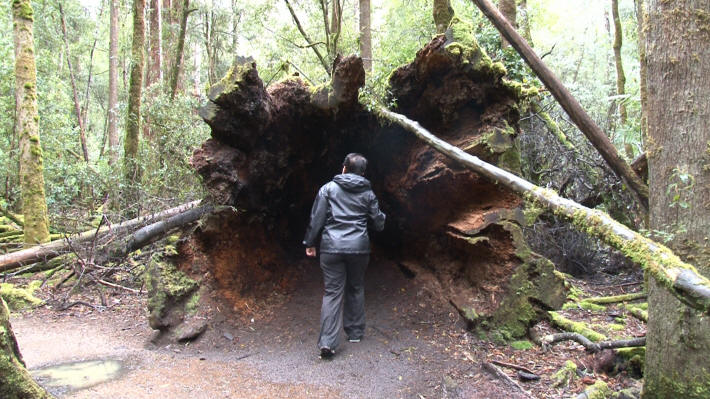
[303,173,386,254]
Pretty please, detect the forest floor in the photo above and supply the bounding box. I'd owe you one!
[9,255,644,398]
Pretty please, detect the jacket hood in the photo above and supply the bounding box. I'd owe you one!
[333,173,371,193]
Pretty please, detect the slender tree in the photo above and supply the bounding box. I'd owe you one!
[108,0,119,165]
[58,2,89,163]
[148,0,163,85]
[169,0,193,99]
[232,0,241,66]
[644,0,710,397]
[359,0,372,72]
[517,0,533,47]
[124,0,146,204]
[634,0,648,145]
[12,0,51,245]
[433,0,454,34]
[610,0,632,159]
[497,0,516,47]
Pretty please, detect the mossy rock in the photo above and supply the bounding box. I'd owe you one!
[552,360,577,388]
[145,254,199,330]
[479,221,567,341]
[0,281,43,311]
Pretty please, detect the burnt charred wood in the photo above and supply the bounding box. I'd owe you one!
[0,201,201,272]
[379,108,710,312]
[469,0,649,209]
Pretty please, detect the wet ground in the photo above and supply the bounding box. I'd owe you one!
[12,256,527,398]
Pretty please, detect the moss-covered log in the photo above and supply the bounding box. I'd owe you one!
[583,292,646,304]
[0,298,54,398]
[378,108,710,312]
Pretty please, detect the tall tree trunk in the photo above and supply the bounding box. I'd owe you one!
[611,0,633,159]
[124,0,146,210]
[634,0,648,146]
[358,0,372,72]
[203,11,217,86]
[231,0,240,66]
[148,0,163,85]
[58,3,90,163]
[0,298,54,398]
[329,0,342,58]
[517,0,533,47]
[497,0,516,48]
[644,0,710,397]
[12,0,51,245]
[433,0,454,34]
[169,0,191,99]
[108,0,119,165]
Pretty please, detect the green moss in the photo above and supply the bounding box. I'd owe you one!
[184,291,200,315]
[510,340,534,350]
[644,370,710,399]
[548,311,607,342]
[608,323,626,331]
[553,360,577,388]
[0,281,43,311]
[12,0,34,21]
[145,254,198,329]
[443,17,506,80]
[562,301,606,312]
[583,380,611,399]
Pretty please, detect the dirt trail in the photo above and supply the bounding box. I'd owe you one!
[11,257,522,399]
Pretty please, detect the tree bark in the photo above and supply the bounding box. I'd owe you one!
[634,0,648,146]
[378,108,710,312]
[148,0,163,85]
[611,0,633,159]
[517,0,533,47]
[497,0,516,48]
[108,0,119,165]
[13,0,51,245]
[469,0,649,210]
[0,201,202,272]
[58,3,90,163]
[358,0,372,72]
[644,0,710,397]
[169,0,192,99]
[433,0,454,34]
[124,0,146,202]
[0,298,54,398]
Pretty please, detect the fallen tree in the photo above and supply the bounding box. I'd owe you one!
[378,108,710,312]
[469,0,649,209]
[0,201,204,272]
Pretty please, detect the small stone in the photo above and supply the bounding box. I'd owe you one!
[174,318,208,342]
[517,371,540,381]
[223,332,234,341]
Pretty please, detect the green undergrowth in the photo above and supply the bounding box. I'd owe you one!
[0,280,43,311]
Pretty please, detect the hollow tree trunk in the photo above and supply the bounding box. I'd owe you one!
[160,22,568,342]
[13,0,51,245]
[0,298,54,398]
[644,0,710,396]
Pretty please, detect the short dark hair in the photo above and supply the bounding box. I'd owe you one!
[343,153,368,176]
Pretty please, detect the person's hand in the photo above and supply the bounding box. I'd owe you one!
[306,247,317,257]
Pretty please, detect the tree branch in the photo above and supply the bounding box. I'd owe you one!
[282,0,331,76]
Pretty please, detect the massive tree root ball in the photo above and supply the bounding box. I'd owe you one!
[148,19,566,342]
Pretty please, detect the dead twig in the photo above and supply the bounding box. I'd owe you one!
[490,359,536,375]
[481,362,533,398]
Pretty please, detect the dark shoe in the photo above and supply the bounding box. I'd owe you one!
[319,347,335,359]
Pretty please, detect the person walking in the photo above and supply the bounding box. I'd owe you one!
[303,153,386,359]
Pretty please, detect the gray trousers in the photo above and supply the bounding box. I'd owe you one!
[317,253,369,350]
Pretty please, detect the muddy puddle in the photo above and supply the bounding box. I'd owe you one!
[32,359,125,396]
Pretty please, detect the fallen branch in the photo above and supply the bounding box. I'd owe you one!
[96,279,140,294]
[491,359,535,375]
[548,311,607,342]
[481,362,533,398]
[542,332,645,353]
[468,0,649,209]
[583,292,646,304]
[0,201,202,272]
[625,304,648,322]
[378,108,710,312]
